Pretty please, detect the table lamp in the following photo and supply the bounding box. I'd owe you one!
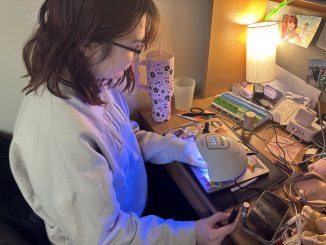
[246,22,278,84]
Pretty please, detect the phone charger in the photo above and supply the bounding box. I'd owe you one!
[294,107,316,127]
[286,120,319,142]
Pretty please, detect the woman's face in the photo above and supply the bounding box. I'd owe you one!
[287,18,296,31]
[88,15,146,80]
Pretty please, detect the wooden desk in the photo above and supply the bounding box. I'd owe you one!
[138,96,304,245]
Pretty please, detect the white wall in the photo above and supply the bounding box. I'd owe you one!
[0,0,212,133]
[0,0,43,134]
[124,0,212,119]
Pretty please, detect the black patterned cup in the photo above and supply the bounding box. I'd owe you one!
[134,50,174,122]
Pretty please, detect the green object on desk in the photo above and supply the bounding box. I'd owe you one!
[214,97,243,114]
[213,96,248,118]
[213,96,263,124]
[264,0,294,21]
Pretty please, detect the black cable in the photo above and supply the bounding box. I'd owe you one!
[252,131,287,163]
[265,110,288,161]
[251,112,296,172]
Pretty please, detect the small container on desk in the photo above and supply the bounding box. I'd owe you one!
[242,111,256,137]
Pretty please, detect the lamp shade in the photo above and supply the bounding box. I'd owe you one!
[246,22,278,84]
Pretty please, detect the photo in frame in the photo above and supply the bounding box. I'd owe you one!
[306,59,326,102]
[281,14,322,48]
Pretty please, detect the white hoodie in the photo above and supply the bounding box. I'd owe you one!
[9,85,196,245]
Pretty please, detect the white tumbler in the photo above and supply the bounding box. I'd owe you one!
[174,77,196,111]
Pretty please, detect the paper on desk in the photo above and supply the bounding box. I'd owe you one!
[265,135,302,164]
[268,77,320,109]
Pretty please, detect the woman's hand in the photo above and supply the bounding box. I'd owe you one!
[308,158,326,177]
[195,212,238,245]
[182,141,207,168]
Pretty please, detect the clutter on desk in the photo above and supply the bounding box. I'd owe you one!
[242,191,290,244]
[209,91,271,128]
[255,97,274,110]
[232,82,281,107]
[265,134,302,163]
[283,171,326,212]
[299,147,320,172]
[211,80,322,143]
[241,202,250,222]
[269,77,320,109]
[253,84,264,99]
[279,206,326,245]
[176,107,216,122]
[263,90,321,143]
[242,111,256,137]
[300,205,326,245]
[271,91,311,125]
[312,128,326,150]
[231,83,253,100]
[166,118,270,194]
[286,108,321,142]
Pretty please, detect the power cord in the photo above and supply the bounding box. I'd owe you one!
[252,129,296,175]
[265,110,288,162]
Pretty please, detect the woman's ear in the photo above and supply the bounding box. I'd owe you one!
[80,41,93,59]
[79,41,110,65]
[80,41,104,59]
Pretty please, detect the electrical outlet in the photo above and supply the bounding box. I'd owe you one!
[286,119,320,142]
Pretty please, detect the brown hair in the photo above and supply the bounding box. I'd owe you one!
[285,15,298,29]
[23,0,159,105]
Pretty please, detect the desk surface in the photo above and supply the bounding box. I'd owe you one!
[138,96,304,245]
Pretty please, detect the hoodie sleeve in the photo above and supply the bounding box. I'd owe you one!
[130,120,189,164]
[11,137,195,245]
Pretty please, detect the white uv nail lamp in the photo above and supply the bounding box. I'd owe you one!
[196,134,248,182]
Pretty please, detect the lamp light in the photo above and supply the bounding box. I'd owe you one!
[246,22,278,84]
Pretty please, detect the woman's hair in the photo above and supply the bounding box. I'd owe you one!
[23,0,159,105]
[285,15,298,29]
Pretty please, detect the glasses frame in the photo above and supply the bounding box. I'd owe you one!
[112,41,143,55]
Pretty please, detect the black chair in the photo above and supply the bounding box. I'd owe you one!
[0,132,50,245]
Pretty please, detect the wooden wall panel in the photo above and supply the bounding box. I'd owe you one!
[203,0,268,97]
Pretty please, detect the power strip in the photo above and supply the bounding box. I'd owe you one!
[286,119,320,142]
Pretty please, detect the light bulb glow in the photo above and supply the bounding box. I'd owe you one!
[246,22,278,84]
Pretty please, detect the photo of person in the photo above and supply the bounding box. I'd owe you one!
[282,14,322,48]
[281,15,300,43]
[299,22,309,41]
[307,59,326,102]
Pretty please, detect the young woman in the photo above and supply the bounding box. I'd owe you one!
[9,0,237,244]
[281,15,300,43]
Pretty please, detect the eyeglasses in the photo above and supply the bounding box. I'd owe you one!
[112,41,143,55]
